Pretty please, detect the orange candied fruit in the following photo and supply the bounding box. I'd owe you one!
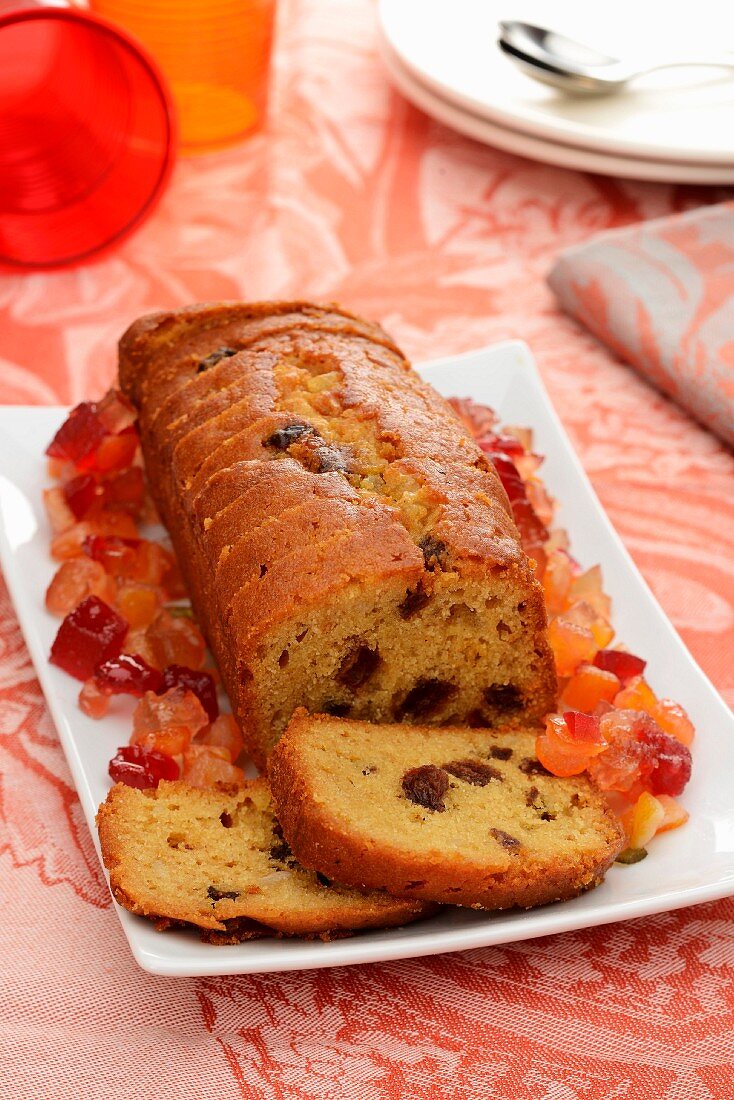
[182,744,245,789]
[542,549,574,614]
[43,487,76,534]
[78,677,111,719]
[51,513,139,560]
[115,584,161,629]
[652,698,695,747]
[614,674,658,714]
[45,558,116,617]
[561,663,620,712]
[145,609,207,670]
[563,600,614,649]
[621,791,667,850]
[547,616,598,677]
[132,685,209,741]
[194,713,244,763]
[567,564,611,620]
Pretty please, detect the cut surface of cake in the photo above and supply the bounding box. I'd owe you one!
[268,712,624,910]
[96,778,433,939]
[118,300,557,764]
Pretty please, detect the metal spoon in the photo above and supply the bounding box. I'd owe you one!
[498,20,734,96]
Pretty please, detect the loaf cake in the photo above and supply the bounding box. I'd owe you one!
[119,301,556,765]
[268,711,624,909]
[96,778,433,939]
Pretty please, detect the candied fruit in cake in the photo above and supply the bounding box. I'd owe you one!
[161,665,218,722]
[95,653,163,696]
[108,744,179,788]
[45,558,116,617]
[49,596,128,681]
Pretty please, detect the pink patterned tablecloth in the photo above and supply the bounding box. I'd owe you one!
[2,2,734,1097]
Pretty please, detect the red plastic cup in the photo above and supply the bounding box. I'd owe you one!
[0,2,176,269]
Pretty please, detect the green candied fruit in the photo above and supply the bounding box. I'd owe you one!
[615,847,648,865]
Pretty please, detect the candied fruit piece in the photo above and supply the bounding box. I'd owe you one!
[146,610,207,670]
[63,473,98,520]
[563,600,614,649]
[46,402,106,466]
[542,549,574,615]
[568,565,611,620]
[637,722,692,797]
[652,698,695,747]
[547,616,597,677]
[593,649,646,683]
[535,729,590,777]
[621,791,666,850]
[51,513,139,560]
[194,713,244,762]
[49,596,128,681]
[132,726,193,757]
[96,389,137,435]
[161,665,218,721]
[109,744,179,789]
[561,663,620,712]
[116,584,161,628]
[614,675,658,714]
[560,710,606,751]
[43,487,76,534]
[83,534,139,579]
[132,685,209,741]
[102,466,145,516]
[95,653,163,696]
[92,431,138,474]
[79,678,110,719]
[121,626,160,670]
[656,794,690,834]
[182,744,245,789]
[45,558,116,617]
[488,452,549,572]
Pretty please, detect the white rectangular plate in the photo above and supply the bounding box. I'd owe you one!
[1,340,732,977]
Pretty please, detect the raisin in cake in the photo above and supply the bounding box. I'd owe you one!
[118,301,556,765]
[96,778,432,939]
[268,712,624,910]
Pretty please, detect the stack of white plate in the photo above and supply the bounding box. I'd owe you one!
[378,0,734,184]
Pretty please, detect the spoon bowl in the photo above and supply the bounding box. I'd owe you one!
[498,20,734,96]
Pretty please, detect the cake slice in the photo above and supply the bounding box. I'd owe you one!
[96,778,433,940]
[268,712,625,910]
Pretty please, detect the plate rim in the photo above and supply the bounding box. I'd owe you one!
[378,36,734,185]
[377,0,734,168]
[1,337,733,977]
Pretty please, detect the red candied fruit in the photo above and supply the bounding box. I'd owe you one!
[95,653,163,696]
[83,534,141,577]
[489,452,548,572]
[96,389,137,435]
[161,664,218,721]
[637,720,692,797]
[92,431,138,474]
[562,710,604,745]
[63,473,97,520]
[46,402,106,467]
[103,467,145,515]
[50,596,128,681]
[593,649,646,683]
[108,744,179,789]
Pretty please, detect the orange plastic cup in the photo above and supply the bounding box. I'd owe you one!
[89,0,277,153]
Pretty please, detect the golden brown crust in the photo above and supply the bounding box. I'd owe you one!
[119,300,557,762]
[96,779,433,936]
[268,713,624,911]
